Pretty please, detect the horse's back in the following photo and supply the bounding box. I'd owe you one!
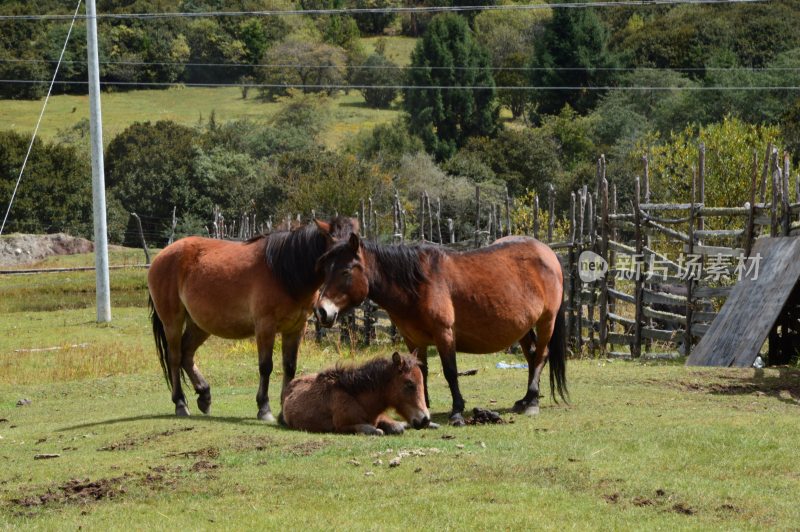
[148,236,277,338]
[280,374,335,433]
[420,236,563,352]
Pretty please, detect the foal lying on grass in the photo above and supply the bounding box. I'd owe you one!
[279,352,431,435]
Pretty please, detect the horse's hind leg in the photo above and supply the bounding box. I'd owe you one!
[513,318,555,416]
[181,319,212,414]
[164,323,191,417]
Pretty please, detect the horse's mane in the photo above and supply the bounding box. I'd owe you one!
[364,241,444,298]
[318,355,418,394]
[261,217,356,300]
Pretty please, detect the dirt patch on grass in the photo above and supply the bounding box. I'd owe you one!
[285,439,331,457]
[12,477,127,508]
[165,446,219,460]
[656,370,800,402]
[98,427,194,451]
[231,435,279,452]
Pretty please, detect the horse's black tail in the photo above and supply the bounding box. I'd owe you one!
[548,300,568,403]
[149,295,172,391]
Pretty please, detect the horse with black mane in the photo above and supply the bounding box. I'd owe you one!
[147,217,357,420]
[280,351,430,435]
[314,233,567,426]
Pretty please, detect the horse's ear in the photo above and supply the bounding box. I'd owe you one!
[392,352,401,367]
[314,219,332,235]
[410,348,419,359]
[348,232,360,252]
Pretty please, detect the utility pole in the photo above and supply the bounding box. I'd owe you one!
[86,0,111,322]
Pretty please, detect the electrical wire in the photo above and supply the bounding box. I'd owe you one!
[0,0,771,22]
[0,79,797,90]
[0,0,82,237]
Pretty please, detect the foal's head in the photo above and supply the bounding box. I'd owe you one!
[386,351,430,430]
[314,232,369,327]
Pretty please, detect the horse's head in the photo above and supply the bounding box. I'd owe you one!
[386,351,430,430]
[314,232,369,327]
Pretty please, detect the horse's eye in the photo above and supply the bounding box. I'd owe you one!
[341,270,351,279]
[404,381,416,393]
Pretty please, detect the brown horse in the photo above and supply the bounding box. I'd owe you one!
[147,217,357,420]
[279,351,430,435]
[314,233,567,426]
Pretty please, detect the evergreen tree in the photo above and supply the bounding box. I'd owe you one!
[403,14,499,160]
[530,3,618,117]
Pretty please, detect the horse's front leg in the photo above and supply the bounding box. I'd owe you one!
[280,328,303,401]
[436,332,466,426]
[255,326,277,423]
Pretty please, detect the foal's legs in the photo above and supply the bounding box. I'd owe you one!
[513,317,555,416]
[255,325,277,422]
[180,318,212,414]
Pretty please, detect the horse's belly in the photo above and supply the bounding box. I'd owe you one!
[453,319,533,353]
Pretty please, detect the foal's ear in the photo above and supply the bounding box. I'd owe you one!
[392,351,401,367]
[348,232,360,252]
[410,348,419,358]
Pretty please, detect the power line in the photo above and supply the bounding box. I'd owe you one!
[1,79,797,90]
[1,57,798,72]
[0,0,771,22]
[0,0,82,237]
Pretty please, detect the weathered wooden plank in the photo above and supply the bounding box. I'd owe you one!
[643,290,687,306]
[693,285,733,298]
[688,237,800,367]
[684,244,745,257]
[698,206,750,217]
[608,312,635,327]
[691,311,718,323]
[608,351,633,359]
[643,306,687,326]
[639,203,698,211]
[641,327,680,342]
[608,333,635,345]
[607,287,635,304]
[695,229,745,238]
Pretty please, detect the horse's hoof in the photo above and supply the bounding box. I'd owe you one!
[175,405,190,417]
[374,428,385,436]
[197,396,211,415]
[523,405,540,416]
[258,410,276,424]
[449,414,466,427]
[381,422,405,435]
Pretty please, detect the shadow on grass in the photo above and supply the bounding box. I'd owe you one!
[57,413,273,432]
[686,366,800,407]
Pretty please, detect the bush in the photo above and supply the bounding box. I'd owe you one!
[352,53,401,108]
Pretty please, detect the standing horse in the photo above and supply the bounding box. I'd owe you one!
[147,217,357,421]
[314,233,567,426]
[280,351,430,435]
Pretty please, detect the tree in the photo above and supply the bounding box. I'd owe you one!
[352,53,401,108]
[347,118,425,168]
[352,0,398,35]
[530,2,619,117]
[403,14,499,160]
[0,131,92,236]
[257,38,348,99]
[105,121,208,246]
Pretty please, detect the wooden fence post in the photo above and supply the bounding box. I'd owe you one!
[698,142,706,233]
[566,192,576,348]
[130,212,151,265]
[575,190,585,356]
[419,193,426,241]
[632,177,643,359]
[505,187,512,236]
[744,150,758,257]
[685,169,697,358]
[771,150,780,238]
[782,152,791,236]
[436,197,442,244]
[598,178,609,355]
[548,184,555,243]
[474,185,481,248]
[168,206,177,245]
[533,193,540,240]
[425,192,433,243]
[759,142,772,204]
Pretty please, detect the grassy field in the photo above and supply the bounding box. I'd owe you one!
[0,88,401,149]
[1,251,799,529]
[0,36,416,150]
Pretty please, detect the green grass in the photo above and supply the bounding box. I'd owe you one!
[0,88,400,149]
[1,254,799,528]
[361,36,418,67]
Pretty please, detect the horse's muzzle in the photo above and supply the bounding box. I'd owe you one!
[315,306,338,328]
[412,415,431,430]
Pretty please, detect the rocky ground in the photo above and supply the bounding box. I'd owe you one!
[0,233,93,267]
